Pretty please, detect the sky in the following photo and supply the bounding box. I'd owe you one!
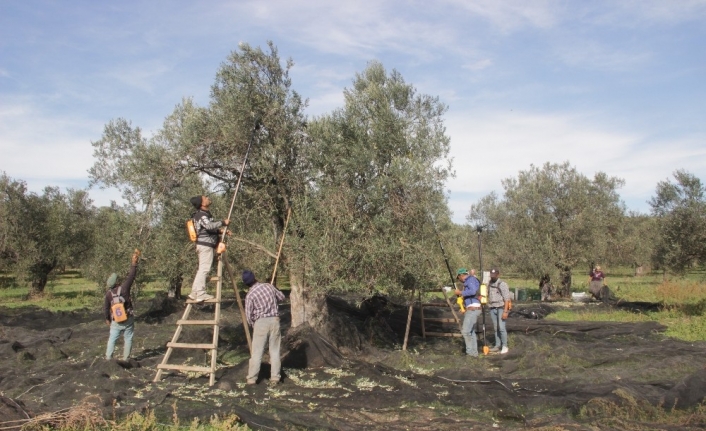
[1,0,705,223]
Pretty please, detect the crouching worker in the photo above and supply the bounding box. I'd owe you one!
[104,249,140,360]
[244,270,285,386]
[455,268,482,357]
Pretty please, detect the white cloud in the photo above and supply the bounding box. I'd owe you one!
[0,97,101,182]
[221,0,463,60]
[587,0,706,27]
[462,58,493,71]
[554,39,652,72]
[444,109,706,222]
[104,58,175,94]
[443,0,559,32]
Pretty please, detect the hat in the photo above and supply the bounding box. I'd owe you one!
[106,273,118,289]
[490,268,500,276]
[242,270,256,286]
[456,268,469,276]
[190,196,203,209]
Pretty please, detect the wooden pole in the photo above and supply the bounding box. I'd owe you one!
[402,287,416,351]
[425,258,462,330]
[440,285,462,331]
[270,207,292,284]
[418,288,426,339]
[222,255,252,353]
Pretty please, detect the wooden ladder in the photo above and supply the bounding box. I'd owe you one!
[154,256,223,386]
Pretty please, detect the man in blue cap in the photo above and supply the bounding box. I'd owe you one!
[454,268,482,356]
[243,270,285,386]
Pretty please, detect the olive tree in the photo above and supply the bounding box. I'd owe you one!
[468,162,626,296]
[292,61,453,328]
[650,170,706,275]
[89,45,454,342]
[0,173,95,294]
[90,42,310,299]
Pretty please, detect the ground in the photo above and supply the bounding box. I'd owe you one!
[0,293,705,430]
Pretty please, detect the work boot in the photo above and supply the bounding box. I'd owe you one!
[489,346,500,353]
[500,347,509,354]
[194,293,214,303]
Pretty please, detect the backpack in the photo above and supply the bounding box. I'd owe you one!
[110,286,129,323]
[490,280,513,310]
[186,218,198,242]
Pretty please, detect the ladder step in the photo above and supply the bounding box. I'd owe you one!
[185,298,220,304]
[209,276,220,282]
[177,320,219,325]
[167,342,217,349]
[157,364,213,373]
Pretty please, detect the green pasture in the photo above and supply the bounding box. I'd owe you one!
[1,267,705,341]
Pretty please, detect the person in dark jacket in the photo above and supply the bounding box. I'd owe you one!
[104,249,140,360]
[189,195,229,302]
[588,265,606,300]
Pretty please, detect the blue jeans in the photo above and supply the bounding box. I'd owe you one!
[247,317,282,383]
[461,308,481,356]
[490,307,507,348]
[106,316,134,360]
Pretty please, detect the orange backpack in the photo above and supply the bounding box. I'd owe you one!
[110,286,128,323]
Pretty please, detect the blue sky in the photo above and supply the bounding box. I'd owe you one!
[1,1,705,223]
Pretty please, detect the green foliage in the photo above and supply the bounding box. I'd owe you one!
[299,61,453,296]
[88,46,455,311]
[468,162,626,296]
[650,170,706,274]
[0,173,95,294]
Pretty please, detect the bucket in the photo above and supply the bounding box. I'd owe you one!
[517,289,528,301]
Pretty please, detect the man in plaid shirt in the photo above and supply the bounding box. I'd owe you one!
[244,270,285,386]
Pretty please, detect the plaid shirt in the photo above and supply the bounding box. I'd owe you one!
[245,282,284,326]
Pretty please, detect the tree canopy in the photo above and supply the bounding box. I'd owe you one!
[87,45,455,332]
[650,170,706,274]
[468,161,626,295]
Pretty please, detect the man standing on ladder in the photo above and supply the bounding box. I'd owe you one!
[244,270,285,386]
[454,268,482,357]
[189,195,229,302]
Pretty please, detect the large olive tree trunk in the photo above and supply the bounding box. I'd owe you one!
[29,260,56,296]
[288,272,328,330]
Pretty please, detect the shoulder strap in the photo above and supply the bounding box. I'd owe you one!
[111,286,124,303]
[491,280,508,301]
[192,211,202,231]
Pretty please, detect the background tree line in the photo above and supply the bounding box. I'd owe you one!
[1,42,705,335]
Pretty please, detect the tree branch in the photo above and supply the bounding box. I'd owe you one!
[229,236,277,259]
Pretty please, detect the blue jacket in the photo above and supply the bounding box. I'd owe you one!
[462,276,481,308]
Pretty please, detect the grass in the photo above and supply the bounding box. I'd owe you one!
[540,274,706,341]
[3,267,706,341]
[2,397,251,430]
[0,269,166,312]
